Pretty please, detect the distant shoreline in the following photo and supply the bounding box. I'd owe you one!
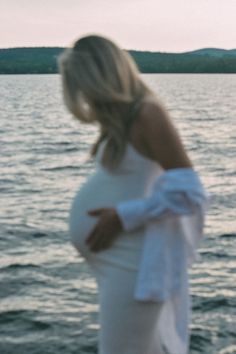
[0,47,236,74]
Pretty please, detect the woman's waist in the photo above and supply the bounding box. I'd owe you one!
[82,227,145,272]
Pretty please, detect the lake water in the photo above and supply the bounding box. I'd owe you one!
[0,74,236,354]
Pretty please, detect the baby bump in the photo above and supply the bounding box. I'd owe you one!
[69,173,126,258]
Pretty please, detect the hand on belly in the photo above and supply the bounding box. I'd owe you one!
[85,207,123,252]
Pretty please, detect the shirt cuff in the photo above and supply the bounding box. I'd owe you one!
[115,199,148,232]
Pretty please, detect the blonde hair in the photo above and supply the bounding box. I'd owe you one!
[58,34,155,171]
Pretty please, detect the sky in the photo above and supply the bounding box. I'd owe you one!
[0,0,235,52]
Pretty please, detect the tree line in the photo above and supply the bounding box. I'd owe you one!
[0,47,236,74]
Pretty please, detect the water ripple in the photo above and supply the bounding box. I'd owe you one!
[0,74,236,354]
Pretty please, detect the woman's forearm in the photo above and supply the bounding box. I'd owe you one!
[115,167,209,232]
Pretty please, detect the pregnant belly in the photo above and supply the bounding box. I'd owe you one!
[69,173,128,258]
[69,171,148,270]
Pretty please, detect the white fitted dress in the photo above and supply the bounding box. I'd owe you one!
[69,139,166,354]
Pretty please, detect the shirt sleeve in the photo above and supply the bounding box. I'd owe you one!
[115,167,209,232]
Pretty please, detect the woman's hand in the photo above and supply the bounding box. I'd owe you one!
[85,207,123,252]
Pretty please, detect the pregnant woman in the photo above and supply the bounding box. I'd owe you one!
[58,34,208,354]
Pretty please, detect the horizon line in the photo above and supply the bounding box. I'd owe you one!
[0,45,236,54]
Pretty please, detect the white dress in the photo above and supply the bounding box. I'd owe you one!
[69,139,166,354]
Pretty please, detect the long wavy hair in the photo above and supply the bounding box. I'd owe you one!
[58,34,155,171]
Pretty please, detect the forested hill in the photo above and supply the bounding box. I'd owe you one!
[0,47,62,74]
[0,47,236,74]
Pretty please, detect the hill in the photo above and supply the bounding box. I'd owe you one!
[0,47,63,74]
[184,48,236,58]
[0,47,236,74]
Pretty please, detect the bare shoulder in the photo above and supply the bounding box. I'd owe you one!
[129,96,165,144]
[138,97,170,130]
[133,96,193,170]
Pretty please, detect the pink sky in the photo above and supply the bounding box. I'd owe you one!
[0,0,235,52]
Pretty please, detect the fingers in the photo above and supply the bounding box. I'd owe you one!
[85,207,119,252]
[85,226,97,244]
[87,208,106,216]
[86,228,110,252]
[86,209,108,251]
